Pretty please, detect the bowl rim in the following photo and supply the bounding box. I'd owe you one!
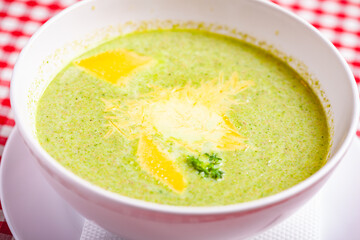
[10,0,360,215]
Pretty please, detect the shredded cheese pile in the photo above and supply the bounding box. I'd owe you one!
[104,72,253,152]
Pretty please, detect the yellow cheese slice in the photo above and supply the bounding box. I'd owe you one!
[136,133,186,193]
[217,115,247,150]
[74,49,153,85]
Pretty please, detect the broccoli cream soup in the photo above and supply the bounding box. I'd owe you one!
[36,29,330,206]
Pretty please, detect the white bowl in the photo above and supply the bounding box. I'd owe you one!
[10,0,359,239]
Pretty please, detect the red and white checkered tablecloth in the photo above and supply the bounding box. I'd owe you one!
[0,0,359,238]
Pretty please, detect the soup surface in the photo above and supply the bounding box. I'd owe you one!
[36,29,329,206]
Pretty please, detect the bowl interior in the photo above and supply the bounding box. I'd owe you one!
[11,0,358,208]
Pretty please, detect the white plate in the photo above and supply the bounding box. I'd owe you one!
[0,127,84,240]
[1,127,360,240]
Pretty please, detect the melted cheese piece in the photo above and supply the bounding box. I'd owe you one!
[217,115,247,150]
[136,133,186,193]
[74,49,153,85]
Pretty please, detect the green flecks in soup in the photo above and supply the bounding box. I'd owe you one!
[36,29,330,206]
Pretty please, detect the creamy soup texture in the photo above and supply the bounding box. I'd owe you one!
[36,29,330,206]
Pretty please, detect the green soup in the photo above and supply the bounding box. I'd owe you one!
[36,29,330,206]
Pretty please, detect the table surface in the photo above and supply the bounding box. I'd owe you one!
[0,0,359,238]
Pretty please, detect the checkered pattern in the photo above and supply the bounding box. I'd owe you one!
[0,0,359,237]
